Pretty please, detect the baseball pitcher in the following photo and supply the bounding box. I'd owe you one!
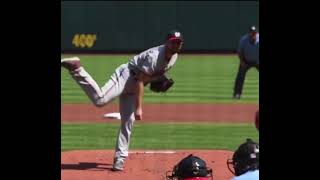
[61,30,184,171]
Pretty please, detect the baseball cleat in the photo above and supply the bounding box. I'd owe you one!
[111,157,125,171]
[61,57,81,71]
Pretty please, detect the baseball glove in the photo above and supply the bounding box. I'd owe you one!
[150,75,174,93]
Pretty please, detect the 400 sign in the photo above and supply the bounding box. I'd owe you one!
[72,34,97,48]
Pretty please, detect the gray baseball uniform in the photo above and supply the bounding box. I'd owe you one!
[69,44,178,159]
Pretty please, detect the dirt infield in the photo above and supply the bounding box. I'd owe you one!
[61,150,234,180]
[61,103,258,123]
[61,103,257,180]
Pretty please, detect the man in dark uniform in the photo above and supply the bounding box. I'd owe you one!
[233,26,259,99]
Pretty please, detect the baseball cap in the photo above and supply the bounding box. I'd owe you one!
[166,30,184,42]
[183,177,210,180]
[249,25,257,32]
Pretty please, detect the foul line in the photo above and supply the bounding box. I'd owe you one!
[129,150,176,154]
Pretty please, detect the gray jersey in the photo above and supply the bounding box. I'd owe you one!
[63,45,179,164]
[128,45,177,82]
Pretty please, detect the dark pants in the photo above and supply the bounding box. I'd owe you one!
[233,63,259,97]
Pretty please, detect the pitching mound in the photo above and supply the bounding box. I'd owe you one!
[61,150,234,180]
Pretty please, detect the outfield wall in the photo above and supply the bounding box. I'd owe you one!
[61,1,259,53]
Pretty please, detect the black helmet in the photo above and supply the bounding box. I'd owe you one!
[166,30,184,42]
[227,139,259,176]
[166,154,213,180]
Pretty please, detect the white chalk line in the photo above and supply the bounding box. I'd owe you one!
[129,150,176,154]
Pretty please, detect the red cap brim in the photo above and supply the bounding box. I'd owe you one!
[168,37,183,41]
[183,177,210,180]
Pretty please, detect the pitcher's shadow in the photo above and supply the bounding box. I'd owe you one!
[61,162,113,171]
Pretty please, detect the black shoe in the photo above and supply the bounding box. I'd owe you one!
[233,94,241,99]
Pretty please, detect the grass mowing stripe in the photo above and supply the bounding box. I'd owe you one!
[62,123,258,151]
[62,55,259,104]
[61,98,259,104]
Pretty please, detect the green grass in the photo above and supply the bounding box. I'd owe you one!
[61,123,259,151]
[61,55,259,104]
